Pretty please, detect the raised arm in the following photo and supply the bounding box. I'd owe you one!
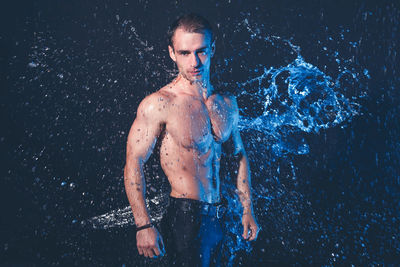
[124,93,167,258]
[230,96,259,241]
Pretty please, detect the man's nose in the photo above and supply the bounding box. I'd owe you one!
[190,53,200,67]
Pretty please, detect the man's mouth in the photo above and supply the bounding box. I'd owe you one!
[189,69,202,75]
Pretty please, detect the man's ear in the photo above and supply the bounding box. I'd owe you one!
[211,41,216,58]
[168,45,176,62]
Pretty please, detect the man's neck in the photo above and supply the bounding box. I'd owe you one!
[173,74,213,101]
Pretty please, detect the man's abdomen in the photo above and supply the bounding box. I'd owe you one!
[160,131,221,203]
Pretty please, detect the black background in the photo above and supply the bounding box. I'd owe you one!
[1,0,399,266]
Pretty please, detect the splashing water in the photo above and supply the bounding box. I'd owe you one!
[232,31,366,156]
[238,55,363,156]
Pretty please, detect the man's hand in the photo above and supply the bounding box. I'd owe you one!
[136,226,166,258]
[242,213,259,241]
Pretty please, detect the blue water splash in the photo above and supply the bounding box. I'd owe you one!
[236,37,366,157]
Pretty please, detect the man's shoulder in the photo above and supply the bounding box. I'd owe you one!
[136,89,174,121]
[140,87,175,107]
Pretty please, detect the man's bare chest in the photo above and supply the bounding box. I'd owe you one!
[165,96,234,150]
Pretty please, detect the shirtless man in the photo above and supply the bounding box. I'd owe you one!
[124,13,259,266]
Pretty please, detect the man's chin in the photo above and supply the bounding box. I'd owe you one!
[182,74,202,83]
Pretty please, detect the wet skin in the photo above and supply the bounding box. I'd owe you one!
[124,28,259,259]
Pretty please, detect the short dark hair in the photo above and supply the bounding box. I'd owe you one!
[167,13,214,48]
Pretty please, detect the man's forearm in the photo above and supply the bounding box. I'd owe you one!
[236,153,254,215]
[124,160,151,227]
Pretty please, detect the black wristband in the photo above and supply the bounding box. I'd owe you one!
[136,223,154,232]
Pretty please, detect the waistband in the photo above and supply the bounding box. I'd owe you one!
[169,196,226,219]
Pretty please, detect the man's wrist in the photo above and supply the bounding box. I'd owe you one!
[135,216,152,228]
[243,207,254,216]
[136,222,154,232]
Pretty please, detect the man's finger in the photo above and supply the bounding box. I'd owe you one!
[156,239,165,256]
[147,249,152,258]
[143,249,149,257]
[242,223,249,239]
[249,229,256,241]
[153,244,161,256]
[146,248,155,258]
[249,225,259,241]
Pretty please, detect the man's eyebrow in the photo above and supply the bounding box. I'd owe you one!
[176,49,190,54]
[196,46,208,51]
[176,46,208,54]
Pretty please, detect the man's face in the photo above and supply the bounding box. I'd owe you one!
[168,28,215,83]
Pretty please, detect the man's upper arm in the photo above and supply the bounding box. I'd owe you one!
[126,94,166,164]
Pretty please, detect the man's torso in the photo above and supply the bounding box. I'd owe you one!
[154,84,236,203]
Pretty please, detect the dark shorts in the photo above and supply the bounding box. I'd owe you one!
[159,196,225,267]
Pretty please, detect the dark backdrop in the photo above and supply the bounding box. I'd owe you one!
[1,0,399,266]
